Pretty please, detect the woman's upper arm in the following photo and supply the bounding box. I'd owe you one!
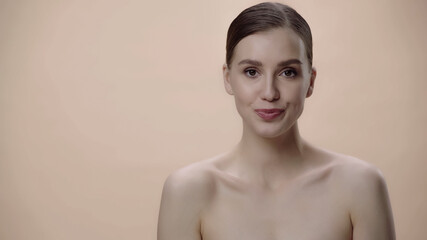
[349,165,396,240]
[157,167,213,240]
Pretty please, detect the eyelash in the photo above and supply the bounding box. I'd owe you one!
[280,69,297,78]
[244,68,259,78]
[243,68,298,78]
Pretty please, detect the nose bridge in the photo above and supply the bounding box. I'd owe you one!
[262,72,279,100]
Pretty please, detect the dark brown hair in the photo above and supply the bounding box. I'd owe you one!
[226,2,313,67]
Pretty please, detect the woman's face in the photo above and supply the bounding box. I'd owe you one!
[223,27,316,138]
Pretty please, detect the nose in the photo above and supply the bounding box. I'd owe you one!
[261,75,280,102]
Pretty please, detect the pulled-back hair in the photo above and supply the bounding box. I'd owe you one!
[226,2,313,67]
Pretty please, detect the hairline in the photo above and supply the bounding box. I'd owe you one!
[227,26,310,68]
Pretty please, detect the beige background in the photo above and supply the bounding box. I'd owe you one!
[1,0,426,239]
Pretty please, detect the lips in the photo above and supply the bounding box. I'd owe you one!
[254,108,285,120]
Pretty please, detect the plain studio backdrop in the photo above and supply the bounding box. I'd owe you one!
[1,0,426,239]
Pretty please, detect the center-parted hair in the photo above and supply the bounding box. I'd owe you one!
[226,2,313,67]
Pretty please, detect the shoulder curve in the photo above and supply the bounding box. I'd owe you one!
[330,157,396,239]
[330,154,385,182]
[319,152,389,197]
[162,161,216,203]
[158,161,217,240]
[308,145,379,172]
[328,155,390,207]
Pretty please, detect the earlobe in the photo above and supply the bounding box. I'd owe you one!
[306,86,313,98]
[223,64,234,95]
[306,67,316,98]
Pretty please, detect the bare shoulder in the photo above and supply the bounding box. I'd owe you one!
[162,160,217,203]
[315,149,395,239]
[308,146,389,199]
[304,145,385,185]
[328,152,391,205]
[324,151,387,191]
[158,158,219,240]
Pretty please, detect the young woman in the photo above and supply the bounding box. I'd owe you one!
[157,2,395,240]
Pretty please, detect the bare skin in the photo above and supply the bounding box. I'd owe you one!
[157,28,395,240]
[158,141,394,240]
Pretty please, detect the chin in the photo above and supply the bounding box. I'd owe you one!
[251,124,290,139]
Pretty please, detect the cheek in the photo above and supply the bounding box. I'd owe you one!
[281,82,307,102]
[231,78,257,104]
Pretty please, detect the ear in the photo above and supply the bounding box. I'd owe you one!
[223,64,234,95]
[306,67,316,98]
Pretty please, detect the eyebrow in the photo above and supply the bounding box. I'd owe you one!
[238,59,302,67]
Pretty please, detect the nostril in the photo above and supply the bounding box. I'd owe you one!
[262,87,280,101]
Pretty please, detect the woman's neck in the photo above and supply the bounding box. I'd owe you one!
[231,122,309,187]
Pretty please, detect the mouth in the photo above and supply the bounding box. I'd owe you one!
[254,108,285,120]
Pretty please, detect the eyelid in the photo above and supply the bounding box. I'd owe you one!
[244,67,261,78]
[279,67,297,78]
[242,66,298,78]
[243,66,259,71]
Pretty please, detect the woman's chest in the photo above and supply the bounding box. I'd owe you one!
[200,177,352,240]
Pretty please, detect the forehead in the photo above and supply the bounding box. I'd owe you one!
[232,28,307,66]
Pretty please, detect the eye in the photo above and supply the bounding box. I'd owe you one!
[280,69,297,78]
[244,68,259,78]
